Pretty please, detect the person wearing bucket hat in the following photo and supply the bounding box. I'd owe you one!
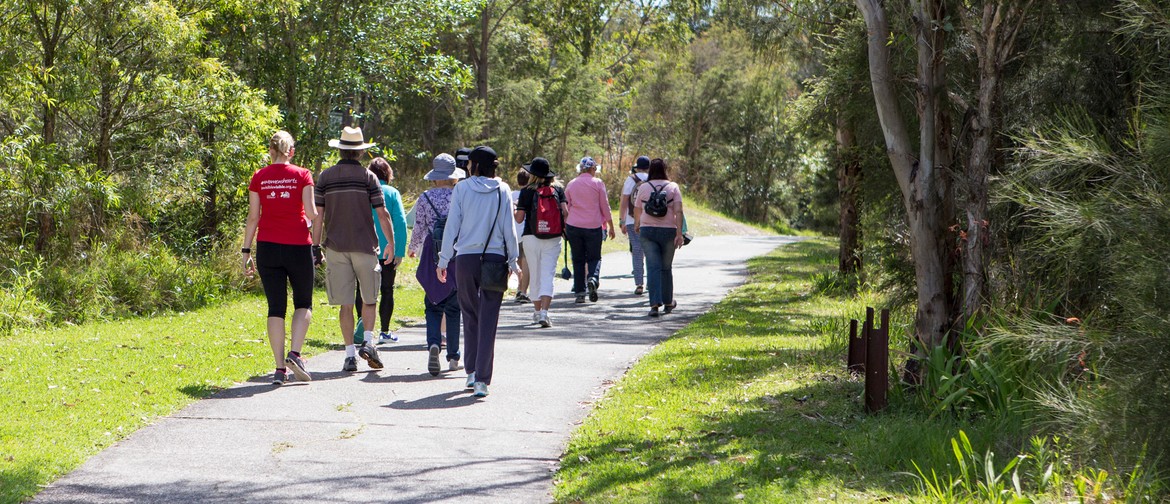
[312,125,394,373]
[564,155,616,303]
[436,146,519,398]
[409,153,466,376]
[514,157,567,328]
[619,155,651,295]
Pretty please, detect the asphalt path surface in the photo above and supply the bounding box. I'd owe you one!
[34,235,800,504]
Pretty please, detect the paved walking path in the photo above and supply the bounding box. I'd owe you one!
[35,235,800,504]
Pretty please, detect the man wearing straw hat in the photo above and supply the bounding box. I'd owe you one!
[311,126,395,373]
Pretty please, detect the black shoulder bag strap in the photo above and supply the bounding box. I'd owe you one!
[480,189,506,261]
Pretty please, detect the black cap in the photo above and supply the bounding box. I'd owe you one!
[522,157,555,179]
[455,147,471,168]
[468,146,497,166]
[634,155,651,170]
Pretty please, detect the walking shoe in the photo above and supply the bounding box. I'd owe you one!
[378,331,398,343]
[466,372,476,389]
[587,278,599,302]
[342,356,358,372]
[538,312,551,328]
[532,311,541,324]
[358,341,384,369]
[427,344,441,376]
[664,301,677,315]
[272,369,288,385]
[515,292,531,303]
[634,285,644,296]
[473,381,489,397]
[448,359,462,372]
[575,295,587,304]
[648,305,660,317]
[285,352,312,382]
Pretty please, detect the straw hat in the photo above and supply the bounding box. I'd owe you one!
[328,126,376,150]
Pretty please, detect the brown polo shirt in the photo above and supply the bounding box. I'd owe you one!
[314,159,385,254]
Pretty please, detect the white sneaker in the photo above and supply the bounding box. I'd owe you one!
[448,358,462,371]
[532,311,541,324]
[538,311,551,328]
[465,372,476,389]
[473,381,489,397]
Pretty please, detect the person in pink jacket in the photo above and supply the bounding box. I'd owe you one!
[564,156,616,303]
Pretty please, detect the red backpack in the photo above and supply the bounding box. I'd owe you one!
[530,186,563,238]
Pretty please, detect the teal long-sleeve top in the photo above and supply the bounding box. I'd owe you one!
[374,181,408,258]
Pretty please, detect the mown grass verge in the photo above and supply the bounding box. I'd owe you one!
[0,285,425,503]
[553,238,1012,503]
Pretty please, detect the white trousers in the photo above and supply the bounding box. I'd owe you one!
[521,235,562,299]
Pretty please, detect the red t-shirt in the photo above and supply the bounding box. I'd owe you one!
[248,163,314,245]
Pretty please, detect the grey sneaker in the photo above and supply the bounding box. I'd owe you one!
[285,352,311,382]
[664,301,677,314]
[532,311,541,324]
[448,358,461,372]
[342,356,358,372]
[465,372,476,389]
[427,345,441,376]
[358,341,384,369]
[575,295,587,304]
[587,278,599,302]
[272,369,288,385]
[473,381,489,397]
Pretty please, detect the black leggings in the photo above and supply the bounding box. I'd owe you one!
[256,241,314,318]
[355,262,396,332]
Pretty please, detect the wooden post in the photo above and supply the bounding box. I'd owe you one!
[847,318,865,374]
[864,308,890,413]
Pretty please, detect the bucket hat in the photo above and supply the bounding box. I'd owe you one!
[425,153,467,181]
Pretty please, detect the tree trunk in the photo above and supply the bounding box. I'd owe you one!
[199,123,218,251]
[856,0,954,369]
[836,115,862,275]
[96,80,113,173]
[476,5,490,140]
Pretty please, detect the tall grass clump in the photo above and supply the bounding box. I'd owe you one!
[980,101,1170,482]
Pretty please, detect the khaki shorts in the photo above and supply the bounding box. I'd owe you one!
[324,248,381,306]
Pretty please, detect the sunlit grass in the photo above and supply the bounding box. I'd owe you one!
[0,286,424,503]
[553,239,1006,503]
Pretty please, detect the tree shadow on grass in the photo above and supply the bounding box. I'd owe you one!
[2,461,49,504]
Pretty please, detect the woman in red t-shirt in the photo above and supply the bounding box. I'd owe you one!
[242,131,318,385]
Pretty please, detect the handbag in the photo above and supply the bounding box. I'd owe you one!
[479,191,510,292]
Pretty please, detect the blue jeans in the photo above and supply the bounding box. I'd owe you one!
[639,226,677,307]
[425,291,461,361]
[626,223,644,287]
[565,224,603,294]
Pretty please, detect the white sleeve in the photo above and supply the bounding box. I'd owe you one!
[621,177,635,196]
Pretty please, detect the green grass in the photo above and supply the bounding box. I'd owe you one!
[0,284,425,503]
[552,239,1012,503]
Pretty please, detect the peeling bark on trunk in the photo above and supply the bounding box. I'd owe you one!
[836,115,862,275]
[855,0,954,372]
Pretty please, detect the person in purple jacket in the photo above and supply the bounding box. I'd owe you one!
[409,153,466,376]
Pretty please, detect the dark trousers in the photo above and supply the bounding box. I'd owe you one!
[256,242,314,318]
[565,224,603,294]
[454,254,505,385]
[355,261,396,332]
[640,227,677,307]
[425,291,461,361]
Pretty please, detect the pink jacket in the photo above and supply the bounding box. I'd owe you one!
[564,172,612,229]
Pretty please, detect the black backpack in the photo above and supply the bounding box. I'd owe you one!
[422,192,447,263]
[644,181,672,218]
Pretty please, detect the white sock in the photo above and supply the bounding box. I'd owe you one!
[541,309,548,317]
[345,344,356,357]
[364,330,375,343]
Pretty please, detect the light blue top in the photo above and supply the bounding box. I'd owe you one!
[373,181,408,258]
[438,176,519,270]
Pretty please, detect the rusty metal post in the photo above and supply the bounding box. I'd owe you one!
[847,318,865,374]
[864,308,889,413]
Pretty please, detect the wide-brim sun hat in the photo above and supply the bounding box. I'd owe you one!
[425,153,467,181]
[523,157,555,178]
[328,126,376,150]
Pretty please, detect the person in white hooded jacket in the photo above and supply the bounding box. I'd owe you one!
[436,146,520,398]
